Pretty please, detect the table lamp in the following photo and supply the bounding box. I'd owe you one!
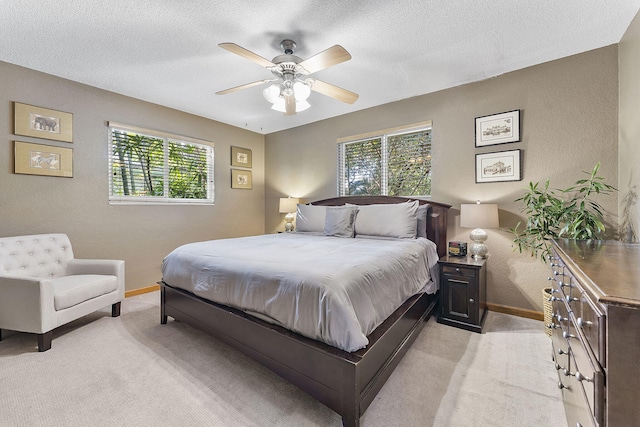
[460,201,499,259]
[279,197,300,232]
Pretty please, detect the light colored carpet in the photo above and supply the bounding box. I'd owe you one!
[0,292,567,426]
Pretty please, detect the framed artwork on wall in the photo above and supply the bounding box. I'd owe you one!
[475,149,522,183]
[14,102,74,143]
[231,169,252,189]
[475,110,520,147]
[231,146,252,168]
[14,141,73,177]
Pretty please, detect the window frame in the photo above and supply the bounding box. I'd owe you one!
[108,122,215,205]
[337,121,432,198]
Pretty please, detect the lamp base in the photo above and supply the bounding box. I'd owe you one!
[469,228,489,259]
[284,212,295,232]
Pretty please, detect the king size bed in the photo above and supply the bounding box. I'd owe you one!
[159,196,450,427]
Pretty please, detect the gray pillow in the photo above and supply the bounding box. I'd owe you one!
[296,204,326,232]
[324,206,359,238]
[417,203,430,238]
[352,200,419,238]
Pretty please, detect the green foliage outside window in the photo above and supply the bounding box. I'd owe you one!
[340,128,431,197]
[110,128,213,203]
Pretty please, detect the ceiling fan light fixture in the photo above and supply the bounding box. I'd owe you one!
[263,83,281,104]
[271,97,286,112]
[296,99,311,112]
[293,81,311,101]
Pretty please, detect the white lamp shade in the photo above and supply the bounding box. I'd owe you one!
[279,197,300,213]
[460,203,499,229]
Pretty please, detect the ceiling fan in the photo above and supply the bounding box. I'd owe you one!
[215,39,359,115]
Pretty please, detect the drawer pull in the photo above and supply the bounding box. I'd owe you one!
[576,317,593,328]
[455,268,461,273]
[565,295,578,303]
[562,331,575,340]
[575,371,593,383]
[469,298,475,303]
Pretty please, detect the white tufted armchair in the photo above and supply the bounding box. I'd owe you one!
[0,234,124,352]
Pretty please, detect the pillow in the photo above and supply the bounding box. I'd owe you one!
[295,204,326,233]
[352,200,419,238]
[324,206,359,238]
[416,203,430,238]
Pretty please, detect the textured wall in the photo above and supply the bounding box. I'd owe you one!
[265,46,619,312]
[0,61,265,291]
[619,11,640,242]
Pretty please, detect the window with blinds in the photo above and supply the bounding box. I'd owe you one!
[108,123,214,204]
[337,125,431,197]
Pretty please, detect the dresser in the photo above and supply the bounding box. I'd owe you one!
[549,239,640,427]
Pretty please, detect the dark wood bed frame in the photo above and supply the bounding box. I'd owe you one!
[160,196,450,427]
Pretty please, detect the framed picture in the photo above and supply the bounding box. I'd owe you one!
[231,146,252,168]
[476,149,522,183]
[231,169,252,189]
[475,110,520,147]
[14,102,74,143]
[14,141,73,178]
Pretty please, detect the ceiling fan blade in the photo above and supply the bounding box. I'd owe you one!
[298,45,352,74]
[310,79,359,104]
[284,94,296,115]
[215,79,271,95]
[218,43,275,68]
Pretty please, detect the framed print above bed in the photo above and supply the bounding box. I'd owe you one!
[14,102,74,143]
[475,149,521,183]
[475,110,520,147]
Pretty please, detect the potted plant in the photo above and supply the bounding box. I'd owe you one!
[510,163,616,335]
[511,162,617,262]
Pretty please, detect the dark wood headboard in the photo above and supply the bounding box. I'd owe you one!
[310,196,451,258]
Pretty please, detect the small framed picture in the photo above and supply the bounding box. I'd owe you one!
[475,110,520,147]
[231,146,252,168]
[14,102,74,143]
[476,149,522,183]
[231,169,252,189]
[14,141,73,178]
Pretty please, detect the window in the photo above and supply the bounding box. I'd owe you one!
[108,123,214,204]
[337,123,432,197]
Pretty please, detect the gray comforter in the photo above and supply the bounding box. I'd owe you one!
[161,233,439,352]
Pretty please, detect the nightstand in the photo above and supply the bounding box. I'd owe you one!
[437,256,487,333]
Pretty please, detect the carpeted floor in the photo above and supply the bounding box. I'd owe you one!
[0,292,567,426]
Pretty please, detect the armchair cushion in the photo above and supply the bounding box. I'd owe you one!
[52,275,118,311]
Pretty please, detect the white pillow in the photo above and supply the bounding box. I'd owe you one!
[324,206,359,238]
[295,204,326,233]
[352,200,419,238]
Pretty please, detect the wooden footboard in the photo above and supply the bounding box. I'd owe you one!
[160,282,438,427]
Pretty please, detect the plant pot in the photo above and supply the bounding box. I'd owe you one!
[542,287,553,337]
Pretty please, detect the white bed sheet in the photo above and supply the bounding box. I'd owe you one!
[161,233,439,352]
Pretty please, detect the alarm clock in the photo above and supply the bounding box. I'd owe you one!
[448,241,468,257]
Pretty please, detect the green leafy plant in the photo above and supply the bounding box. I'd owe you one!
[511,163,617,261]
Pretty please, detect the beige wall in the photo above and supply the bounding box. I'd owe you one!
[265,46,619,312]
[619,11,640,242]
[0,61,265,291]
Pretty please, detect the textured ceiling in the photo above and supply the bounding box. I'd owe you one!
[1,1,639,134]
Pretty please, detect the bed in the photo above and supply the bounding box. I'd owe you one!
[159,196,450,427]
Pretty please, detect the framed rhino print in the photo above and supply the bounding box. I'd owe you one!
[14,102,74,143]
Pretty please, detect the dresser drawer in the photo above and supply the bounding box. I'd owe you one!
[577,292,605,367]
[570,339,604,426]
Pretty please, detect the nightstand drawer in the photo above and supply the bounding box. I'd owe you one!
[441,264,477,278]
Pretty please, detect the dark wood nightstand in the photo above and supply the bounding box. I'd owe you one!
[437,256,487,333]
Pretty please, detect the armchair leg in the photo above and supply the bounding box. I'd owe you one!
[37,331,52,352]
[111,302,121,317]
